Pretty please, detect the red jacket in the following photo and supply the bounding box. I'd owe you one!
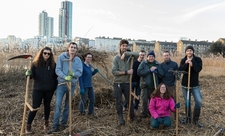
[149,97,175,119]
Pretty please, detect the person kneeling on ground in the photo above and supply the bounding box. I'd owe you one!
[149,83,180,129]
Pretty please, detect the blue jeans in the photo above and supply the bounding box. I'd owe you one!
[52,84,75,129]
[150,116,171,128]
[79,87,95,114]
[182,86,202,109]
[123,82,141,110]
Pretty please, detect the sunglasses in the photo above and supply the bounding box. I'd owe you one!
[43,52,51,55]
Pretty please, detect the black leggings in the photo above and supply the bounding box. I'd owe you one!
[27,91,54,124]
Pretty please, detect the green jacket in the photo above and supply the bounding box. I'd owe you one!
[112,51,139,83]
[137,60,163,89]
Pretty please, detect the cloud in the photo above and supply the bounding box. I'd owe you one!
[182,1,225,22]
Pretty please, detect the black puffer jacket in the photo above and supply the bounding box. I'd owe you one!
[30,63,58,91]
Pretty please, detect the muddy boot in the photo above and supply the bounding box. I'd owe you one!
[44,120,49,130]
[180,106,191,124]
[193,109,203,127]
[118,114,125,125]
[25,124,32,134]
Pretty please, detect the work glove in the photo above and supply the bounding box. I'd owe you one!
[64,76,72,82]
[156,117,163,124]
[80,89,84,95]
[175,102,180,108]
[68,70,75,77]
[93,68,99,73]
[25,70,32,76]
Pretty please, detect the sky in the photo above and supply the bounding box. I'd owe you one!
[0,0,224,42]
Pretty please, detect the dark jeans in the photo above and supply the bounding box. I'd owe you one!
[27,90,54,124]
[79,87,95,114]
[113,83,134,117]
[150,116,172,128]
[123,82,141,110]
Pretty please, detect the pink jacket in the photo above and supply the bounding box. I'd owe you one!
[149,97,175,119]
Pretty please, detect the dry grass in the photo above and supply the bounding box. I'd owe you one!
[0,49,225,136]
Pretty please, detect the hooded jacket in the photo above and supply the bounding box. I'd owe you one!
[179,55,202,87]
[55,52,83,84]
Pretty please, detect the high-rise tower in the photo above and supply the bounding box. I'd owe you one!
[59,1,73,40]
[39,11,54,37]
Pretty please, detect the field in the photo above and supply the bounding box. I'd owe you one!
[0,48,225,136]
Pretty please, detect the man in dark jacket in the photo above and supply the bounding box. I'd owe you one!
[137,51,163,118]
[179,45,203,127]
[159,51,178,98]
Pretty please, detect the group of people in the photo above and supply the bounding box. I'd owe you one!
[24,39,203,134]
[25,42,98,134]
[112,39,203,129]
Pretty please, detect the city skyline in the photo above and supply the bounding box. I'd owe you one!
[0,0,225,42]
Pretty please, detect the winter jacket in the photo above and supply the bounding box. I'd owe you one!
[55,52,83,84]
[79,63,98,90]
[159,59,178,86]
[112,51,138,83]
[137,60,163,89]
[30,63,57,91]
[179,55,202,87]
[149,96,175,119]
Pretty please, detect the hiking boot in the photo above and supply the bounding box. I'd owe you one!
[25,124,32,134]
[193,109,203,127]
[44,120,49,130]
[118,114,125,125]
[47,127,59,134]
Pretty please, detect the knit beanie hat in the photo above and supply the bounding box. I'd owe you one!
[147,51,155,57]
[185,45,194,53]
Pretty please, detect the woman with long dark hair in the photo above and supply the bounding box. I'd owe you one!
[25,47,57,133]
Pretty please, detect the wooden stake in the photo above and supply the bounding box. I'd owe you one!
[20,58,32,136]
[127,43,137,121]
[69,53,73,136]
[176,79,179,136]
[152,73,157,89]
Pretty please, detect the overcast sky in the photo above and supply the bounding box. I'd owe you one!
[0,0,224,42]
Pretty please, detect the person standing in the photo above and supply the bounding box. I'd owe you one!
[48,42,83,133]
[179,45,203,127]
[25,47,58,133]
[111,39,138,125]
[159,51,178,98]
[149,83,180,129]
[79,52,98,116]
[137,51,163,118]
[123,50,146,114]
